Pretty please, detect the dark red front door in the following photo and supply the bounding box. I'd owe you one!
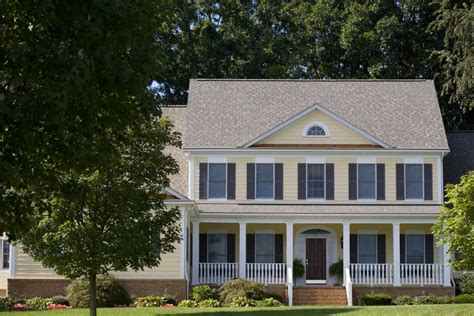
[306,238,326,283]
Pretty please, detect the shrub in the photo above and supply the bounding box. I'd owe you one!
[0,297,13,311]
[198,298,220,308]
[394,295,414,305]
[133,296,165,307]
[329,259,343,279]
[229,296,256,307]
[50,296,69,306]
[264,292,283,302]
[163,295,177,306]
[66,274,130,308]
[25,297,53,310]
[359,293,393,306]
[191,285,218,302]
[256,297,283,307]
[178,299,198,308]
[218,279,264,305]
[460,272,474,294]
[293,258,305,279]
[454,294,474,304]
[413,295,453,305]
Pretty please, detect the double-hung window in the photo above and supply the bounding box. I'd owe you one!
[405,164,423,200]
[208,163,227,199]
[307,164,325,199]
[255,234,274,263]
[207,234,227,263]
[256,164,274,199]
[358,234,377,263]
[1,239,9,269]
[405,234,425,263]
[358,164,376,199]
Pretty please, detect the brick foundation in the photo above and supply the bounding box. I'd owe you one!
[353,285,455,305]
[8,278,188,301]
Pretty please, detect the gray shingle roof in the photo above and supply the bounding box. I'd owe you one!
[186,79,448,149]
[444,131,474,185]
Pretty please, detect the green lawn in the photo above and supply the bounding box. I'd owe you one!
[1,305,473,316]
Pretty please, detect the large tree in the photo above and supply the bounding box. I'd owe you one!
[433,171,474,271]
[19,116,182,316]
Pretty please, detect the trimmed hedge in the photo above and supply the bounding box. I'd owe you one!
[359,293,393,306]
[394,295,414,305]
[454,294,474,304]
[413,295,453,305]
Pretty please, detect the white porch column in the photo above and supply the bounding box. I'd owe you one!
[9,244,16,278]
[239,222,247,279]
[343,222,350,286]
[443,243,452,287]
[393,223,401,286]
[286,222,294,306]
[180,208,188,279]
[191,221,200,285]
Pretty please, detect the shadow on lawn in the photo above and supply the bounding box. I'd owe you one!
[156,308,357,316]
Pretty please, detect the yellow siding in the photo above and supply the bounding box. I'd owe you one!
[258,111,374,145]
[15,247,62,279]
[0,271,8,289]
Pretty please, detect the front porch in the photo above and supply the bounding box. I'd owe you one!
[191,220,452,305]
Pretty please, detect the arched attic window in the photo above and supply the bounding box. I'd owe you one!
[303,121,330,137]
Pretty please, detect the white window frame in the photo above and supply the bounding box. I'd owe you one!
[357,234,378,264]
[356,163,377,201]
[302,121,330,137]
[404,164,425,202]
[207,233,228,263]
[255,163,275,201]
[306,163,326,200]
[405,234,426,264]
[207,162,227,200]
[254,233,275,263]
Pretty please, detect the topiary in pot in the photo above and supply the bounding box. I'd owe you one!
[293,258,305,280]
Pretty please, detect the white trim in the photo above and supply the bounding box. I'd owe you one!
[185,148,449,154]
[188,155,194,200]
[208,156,227,163]
[404,157,424,164]
[302,121,330,137]
[164,187,189,200]
[180,208,187,279]
[305,157,326,164]
[357,157,376,164]
[438,154,443,203]
[255,157,274,163]
[241,103,392,148]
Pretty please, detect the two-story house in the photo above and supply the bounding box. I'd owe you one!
[1,79,456,305]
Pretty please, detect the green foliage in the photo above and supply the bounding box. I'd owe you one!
[256,298,283,307]
[198,299,220,308]
[394,295,414,305]
[264,292,283,302]
[133,296,165,307]
[66,275,130,308]
[0,297,13,311]
[329,259,343,278]
[25,297,53,310]
[191,285,219,302]
[434,171,474,270]
[229,296,257,308]
[50,296,69,306]
[359,293,393,306]
[178,299,198,308]
[293,258,305,279]
[218,279,264,305]
[413,295,453,305]
[454,294,474,304]
[460,272,474,294]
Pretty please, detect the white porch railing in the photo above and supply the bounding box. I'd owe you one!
[401,264,444,285]
[350,264,394,285]
[246,263,287,284]
[198,263,239,284]
[344,268,353,306]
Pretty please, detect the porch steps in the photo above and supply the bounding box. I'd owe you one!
[293,286,347,306]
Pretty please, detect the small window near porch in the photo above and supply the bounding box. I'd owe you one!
[406,234,425,263]
[358,234,377,263]
[208,234,227,263]
[255,234,274,263]
[2,239,9,269]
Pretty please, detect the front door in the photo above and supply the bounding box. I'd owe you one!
[305,238,326,284]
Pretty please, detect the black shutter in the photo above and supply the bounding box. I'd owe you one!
[247,163,255,199]
[227,234,235,263]
[350,234,358,263]
[396,164,405,200]
[298,163,306,200]
[377,164,385,200]
[275,163,283,200]
[227,163,236,200]
[275,234,283,263]
[424,164,433,200]
[349,164,357,200]
[199,163,208,199]
[425,234,434,264]
[246,234,255,263]
[377,235,386,264]
[326,163,335,200]
[199,234,207,263]
[400,234,405,263]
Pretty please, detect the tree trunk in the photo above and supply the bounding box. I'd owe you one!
[89,272,97,316]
